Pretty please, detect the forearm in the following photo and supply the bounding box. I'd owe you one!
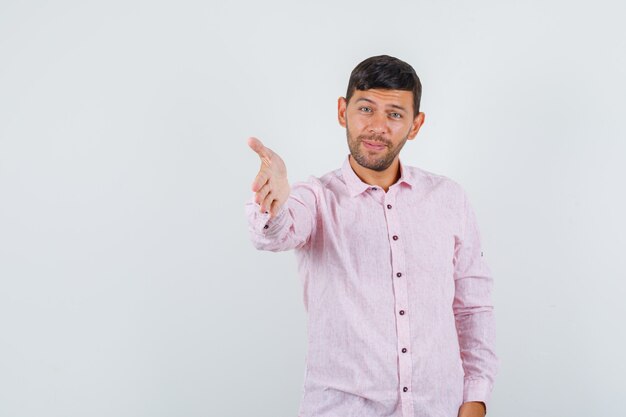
[455,305,498,407]
[245,185,316,252]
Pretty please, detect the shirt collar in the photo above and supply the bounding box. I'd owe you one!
[341,154,415,198]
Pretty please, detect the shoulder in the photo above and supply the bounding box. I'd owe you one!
[288,168,337,203]
[291,166,342,190]
[406,164,467,196]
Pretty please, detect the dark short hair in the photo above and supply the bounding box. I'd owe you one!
[346,55,422,117]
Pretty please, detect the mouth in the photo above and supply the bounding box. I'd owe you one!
[362,140,387,151]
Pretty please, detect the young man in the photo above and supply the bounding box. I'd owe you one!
[245,55,498,417]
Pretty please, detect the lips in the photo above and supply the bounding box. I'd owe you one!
[362,140,387,150]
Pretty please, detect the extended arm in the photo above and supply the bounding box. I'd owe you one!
[245,137,317,252]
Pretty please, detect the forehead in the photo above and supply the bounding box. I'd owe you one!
[350,88,413,108]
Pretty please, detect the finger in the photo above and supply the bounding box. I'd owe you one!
[254,182,271,206]
[247,137,271,165]
[260,191,275,214]
[251,171,269,192]
[268,199,281,218]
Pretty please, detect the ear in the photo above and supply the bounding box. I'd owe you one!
[407,112,425,140]
[337,96,347,127]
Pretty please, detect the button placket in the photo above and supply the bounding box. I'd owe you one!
[383,195,414,416]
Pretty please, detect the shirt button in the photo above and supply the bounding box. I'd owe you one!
[403,387,408,392]
[402,348,407,353]
[396,272,402,278]
[392,235,399,240]
[399,310,405,315]
[263,224,269,229]
[387,204,392,209]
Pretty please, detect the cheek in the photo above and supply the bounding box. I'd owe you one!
[348,110,371,124]
[347,121,366,137]
[389,123,408,137]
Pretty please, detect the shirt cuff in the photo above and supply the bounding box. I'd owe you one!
[246,198,289,235]
[463,378,493,412]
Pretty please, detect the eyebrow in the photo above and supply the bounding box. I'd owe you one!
[355,97,407,112]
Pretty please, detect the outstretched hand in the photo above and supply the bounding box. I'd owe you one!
[248,137,290,219]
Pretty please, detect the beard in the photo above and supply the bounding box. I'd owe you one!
[346,123,409,172]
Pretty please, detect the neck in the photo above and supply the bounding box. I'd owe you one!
[348,154,401,192]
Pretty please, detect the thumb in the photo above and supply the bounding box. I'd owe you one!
[247,136,268,159]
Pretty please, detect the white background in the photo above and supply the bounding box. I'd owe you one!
[1,1,625,416]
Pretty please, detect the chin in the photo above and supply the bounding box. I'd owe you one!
[356,155,391,172]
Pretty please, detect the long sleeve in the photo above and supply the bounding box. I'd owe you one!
[452,189,499,411]
[244,178,319,252]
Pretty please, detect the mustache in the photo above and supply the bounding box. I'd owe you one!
[358,134,389,147]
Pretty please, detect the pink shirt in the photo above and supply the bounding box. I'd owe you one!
[245,155,498,417]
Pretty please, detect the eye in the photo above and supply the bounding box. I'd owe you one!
[390,112,402,119]
[359,106,372,113]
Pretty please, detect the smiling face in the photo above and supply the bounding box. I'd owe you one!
[338,88,425,172]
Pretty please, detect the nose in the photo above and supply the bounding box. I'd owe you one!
[368,111,388,134]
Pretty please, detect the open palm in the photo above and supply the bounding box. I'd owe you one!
[248,136,290,218]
